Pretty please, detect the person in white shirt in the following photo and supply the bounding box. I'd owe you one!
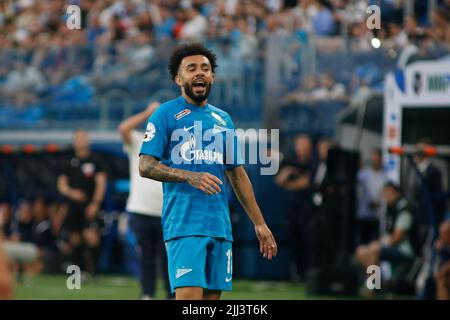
[179,5,208,41]
[118,101,171,299]
[311,73,346,101]
[356,148,386,244]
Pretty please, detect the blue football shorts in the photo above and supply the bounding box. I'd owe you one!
[165,236,233,293]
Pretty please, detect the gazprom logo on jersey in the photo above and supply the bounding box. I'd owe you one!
[169,121,280,175]
[171,121,225,165]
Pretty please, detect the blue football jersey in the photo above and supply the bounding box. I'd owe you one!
[139,96,243,241]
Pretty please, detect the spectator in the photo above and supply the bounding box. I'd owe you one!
[356,148,386,244]
[349,21,372,52]
[403,15,427,42]
[349,74,372,107]
[355,182,415,270]
[118,101,172,300]
[406,138,446,239]
[86,14,106,44]
[276,134,314,280]
[134,8,154,37]
[172,7,187,39]
[312,0,336,37]
[10,200,34,244]
[154,4,177,40]
[179,4,208,40]
[4,58,47,97]
[311,137,334,189]
[104,13,127,42]
[282,74,318,104]
[339,0,367,26]
[427,10,450,44]
[385,22,409,48]
[311,72,346,101]
[57,129,107,279]
[31,197,58,273]
[403,37,441,66]
[309,138,339,269]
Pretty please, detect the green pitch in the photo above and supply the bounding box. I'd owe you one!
[14,275,355,300]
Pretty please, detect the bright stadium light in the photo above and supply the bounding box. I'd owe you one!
[371,37,381,49]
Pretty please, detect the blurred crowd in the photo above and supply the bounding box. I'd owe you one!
[0,198,66,275]
[282,72,347,104]
[0,0,449,112]
[276,134,450,298]
[1,0,449,49]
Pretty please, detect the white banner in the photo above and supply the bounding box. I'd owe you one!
[383,56,450,182]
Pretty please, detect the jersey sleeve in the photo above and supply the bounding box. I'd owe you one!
[139,106,170,160]
[224,115,244,170]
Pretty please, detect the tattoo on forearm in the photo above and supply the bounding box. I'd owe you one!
[140,156,189,183]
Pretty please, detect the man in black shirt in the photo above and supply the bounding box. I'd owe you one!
[10,200,34,243]
[407,138,446,249]
[276,134,314,280]
[57,129,106,277]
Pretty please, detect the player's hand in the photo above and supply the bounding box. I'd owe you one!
[69,189,87,202]
[255,223,277,260]
[186,172,222,195]
[85,203,99,220]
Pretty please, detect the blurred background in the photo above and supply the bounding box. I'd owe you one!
[0,0,449,300]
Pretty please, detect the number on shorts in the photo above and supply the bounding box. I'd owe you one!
[226,249,232,275]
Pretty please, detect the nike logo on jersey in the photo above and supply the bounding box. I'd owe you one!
[183,124,197,132]
[176,268,193,279]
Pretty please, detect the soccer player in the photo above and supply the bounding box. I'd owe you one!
[139,43,277,300]
[118,101,172,299]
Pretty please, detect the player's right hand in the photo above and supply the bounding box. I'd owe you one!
[69,189,87,202]
[186,172,222,195]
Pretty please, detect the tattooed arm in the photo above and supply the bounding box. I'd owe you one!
[139,154,223,195]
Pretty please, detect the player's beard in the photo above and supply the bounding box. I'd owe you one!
[183,81,211,104]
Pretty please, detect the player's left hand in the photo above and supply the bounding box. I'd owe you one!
[255,224,277,260]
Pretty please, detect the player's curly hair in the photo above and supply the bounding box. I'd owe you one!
[168,43,218,81]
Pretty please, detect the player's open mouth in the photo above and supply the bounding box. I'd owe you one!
[192,79,206,87]
[192,80,207,93]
